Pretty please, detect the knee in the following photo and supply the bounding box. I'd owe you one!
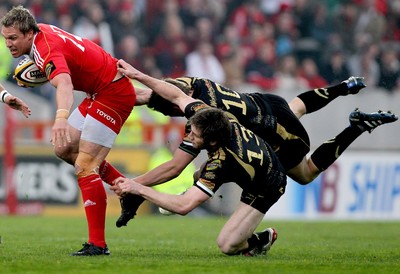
[54,146,74,165]
[74,153,101,179]
[289,174,314,185]
[287,159,320,185]
[216,235,238,255]
[295,177,311,185]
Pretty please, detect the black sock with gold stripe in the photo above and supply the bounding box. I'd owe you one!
[297,82,348,114]
[310,126,363,171]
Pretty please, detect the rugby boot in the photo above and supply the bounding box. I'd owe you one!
[349,108,398,133]
[116,194,145,228]
[342,76,366,95]
[243,227,278,257]
[71,242,110,256]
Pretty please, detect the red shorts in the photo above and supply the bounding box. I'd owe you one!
[78,77,136,134]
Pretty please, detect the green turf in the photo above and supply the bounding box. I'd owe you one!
[0,215,399,274]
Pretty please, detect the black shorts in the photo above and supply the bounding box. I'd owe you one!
[240,176,287,214]
[251,93,310,170]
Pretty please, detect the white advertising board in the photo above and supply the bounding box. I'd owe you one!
[268,151,400,220]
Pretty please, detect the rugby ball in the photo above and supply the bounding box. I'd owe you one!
[159,207,176,216]
[14,57,48,87]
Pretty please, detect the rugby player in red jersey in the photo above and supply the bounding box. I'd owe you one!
[0,5,144,256]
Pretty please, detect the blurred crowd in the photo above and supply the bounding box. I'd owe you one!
[1,0,400,100]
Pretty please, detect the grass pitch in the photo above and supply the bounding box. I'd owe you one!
[0,215,399,274]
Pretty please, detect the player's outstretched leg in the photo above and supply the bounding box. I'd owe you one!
[242,228,278,256]
[116,194,145,227]
[349,108,398,133]
[310,108,398,174]
[294,76,366,115]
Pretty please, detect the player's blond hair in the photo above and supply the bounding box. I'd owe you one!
[1,5,40,34]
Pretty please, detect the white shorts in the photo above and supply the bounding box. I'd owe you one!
[68,108,117,148]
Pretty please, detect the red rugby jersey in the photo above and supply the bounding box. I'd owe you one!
[31,23,117,95]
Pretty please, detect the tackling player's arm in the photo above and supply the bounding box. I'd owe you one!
[117,59,195,111]
[49,72,74,147]
[115,181,209,215]
[133,148,196,186]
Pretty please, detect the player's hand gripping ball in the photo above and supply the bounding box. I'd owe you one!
[14,57,49,87]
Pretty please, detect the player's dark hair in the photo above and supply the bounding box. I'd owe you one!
[147,91,184,117]
[147,78,193,117]
[190,108,231,147]
[1,5,40,34]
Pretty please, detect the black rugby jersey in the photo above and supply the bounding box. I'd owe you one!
[176,77,310,170]
[184,101,286,197]
[176,76,276,135]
